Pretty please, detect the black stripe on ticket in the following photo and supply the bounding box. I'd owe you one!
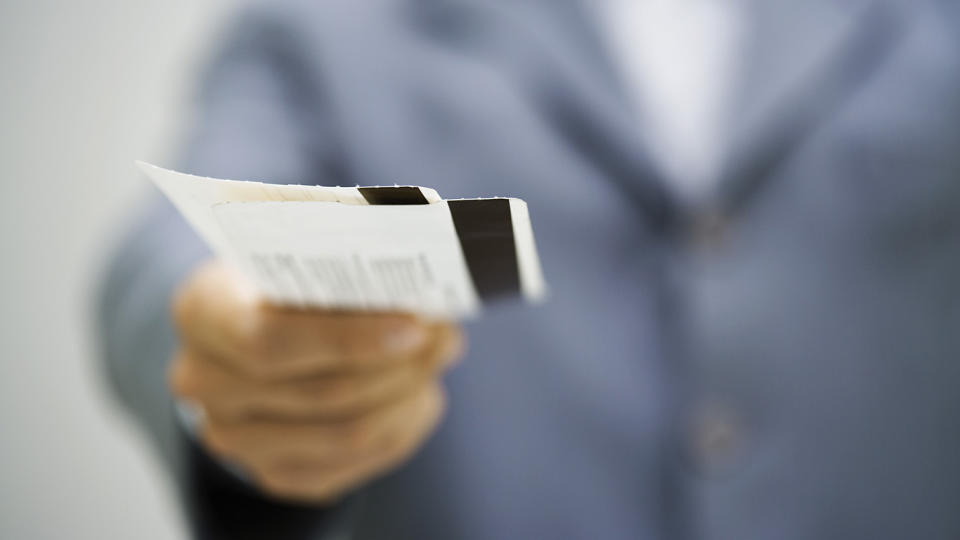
[448,199,521,301]
[358,186,430,205]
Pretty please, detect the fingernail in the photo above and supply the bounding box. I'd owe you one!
[385,322,428,353]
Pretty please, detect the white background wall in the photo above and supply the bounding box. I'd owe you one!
[0,1,234,538]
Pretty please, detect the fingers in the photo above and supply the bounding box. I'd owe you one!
[171,323,461,419]
[173,261,446,378]
[201,381,441,461]
[169,260,463,503]
[173,354,426,420]
[254,396,441,503]
[203,382,446,503]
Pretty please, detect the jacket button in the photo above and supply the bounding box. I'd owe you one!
[691,403,743,473]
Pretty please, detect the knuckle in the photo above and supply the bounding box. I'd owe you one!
[379,388,445,461]
[338,421,375,453]
[351,314,430,360]
[418,324,465,371]
[229,315,283,378]
[230,313,271,360]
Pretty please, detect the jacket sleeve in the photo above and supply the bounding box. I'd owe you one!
[96,4,360,538]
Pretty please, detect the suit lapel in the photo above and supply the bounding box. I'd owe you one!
[498,0,681,231]
[410,0,680,230]
[408,0,907,232]
[522,0,908,230]
[714,0,909,219]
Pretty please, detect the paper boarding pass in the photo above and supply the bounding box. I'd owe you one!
[137,161,547,318]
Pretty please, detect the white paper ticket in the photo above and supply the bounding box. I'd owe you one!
[138,161,547,319]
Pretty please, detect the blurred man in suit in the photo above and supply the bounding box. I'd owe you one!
[99,1,960,538]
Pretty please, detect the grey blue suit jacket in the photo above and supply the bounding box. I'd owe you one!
[98,1,960,538]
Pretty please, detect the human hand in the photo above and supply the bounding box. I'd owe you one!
[168,260,463,503]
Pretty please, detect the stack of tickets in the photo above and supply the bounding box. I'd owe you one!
[138,162,547,319]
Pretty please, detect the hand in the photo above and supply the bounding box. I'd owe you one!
[168,260,463,504]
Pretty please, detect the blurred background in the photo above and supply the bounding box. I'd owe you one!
[0,2,233,538]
